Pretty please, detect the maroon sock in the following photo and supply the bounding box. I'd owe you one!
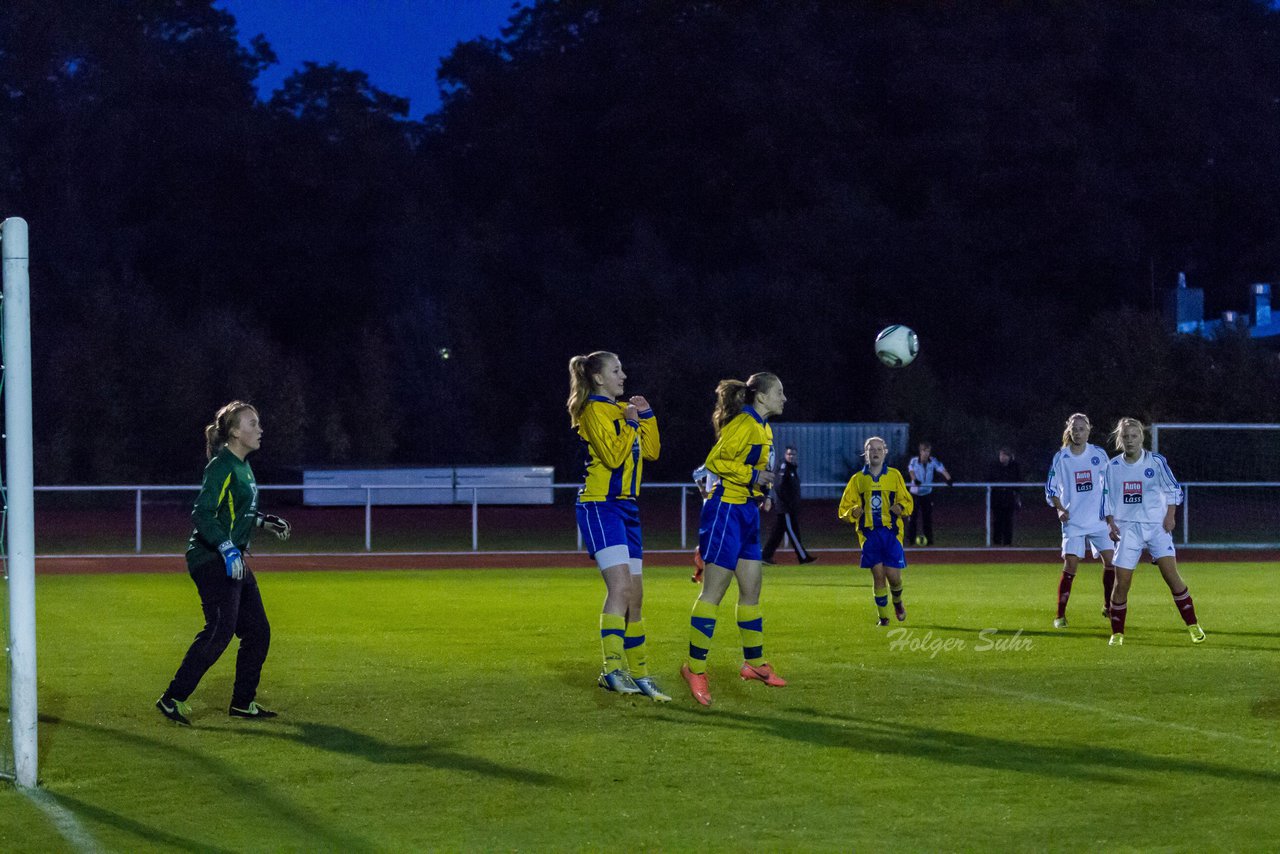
[1102,566,1116,611]
[1110,601,1128,635]
[1172,587,1198,625]
[1057,572,1075,618]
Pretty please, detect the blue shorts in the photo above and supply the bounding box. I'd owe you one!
[859,527,907,569]
[576,500,643,571]
[699,498,761,572]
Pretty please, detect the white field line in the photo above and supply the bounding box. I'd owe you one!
[21,787,99,853]
[837,660,1277,750]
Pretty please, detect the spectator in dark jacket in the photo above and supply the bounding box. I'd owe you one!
[987,446,1022,545]
[762,446,816,564]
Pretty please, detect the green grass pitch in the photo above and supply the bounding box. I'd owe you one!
[4,561,1280,851]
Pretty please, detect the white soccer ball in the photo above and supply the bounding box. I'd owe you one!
[874,324,919,367]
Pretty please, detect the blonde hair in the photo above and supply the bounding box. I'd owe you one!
[1109,416,1146,452]
[862,436,888,457]
[567,351,617,427]
[205,401,258,460]
[1061,412,1091,448]
[711,372,779,436]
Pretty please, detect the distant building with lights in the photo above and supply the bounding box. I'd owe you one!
[1165,273,1280,343]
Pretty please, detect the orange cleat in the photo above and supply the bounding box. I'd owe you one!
[680,663,712,706]
[739,661,787,687]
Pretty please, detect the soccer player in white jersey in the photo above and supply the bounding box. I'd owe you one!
[1044,413,1116,628]
[689,465,721,583]
[1102,417,1205,646]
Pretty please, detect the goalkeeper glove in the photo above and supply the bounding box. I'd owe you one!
[218,541,245,580]
[257,513,292,541]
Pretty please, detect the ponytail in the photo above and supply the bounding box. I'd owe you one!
[711,371,779,436]
[205,400,257,459]
[567,351,617,427]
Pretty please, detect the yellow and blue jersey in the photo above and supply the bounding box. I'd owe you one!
[576,395,660,502]
[703,407,774,505]
[838,466,913,546]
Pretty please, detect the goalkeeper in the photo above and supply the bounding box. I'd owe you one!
[156,401,292,726]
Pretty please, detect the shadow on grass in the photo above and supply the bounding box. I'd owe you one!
[658,705,1280,786]
[41,791,237,854]
[234,719,570,786]
[1251,697,1280,718]
[39,713,377,853]
[1192,628,1280,640]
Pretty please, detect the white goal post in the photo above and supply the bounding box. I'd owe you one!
[1151,423,1280,455]
[3,216,37,788]
[1151,422,1280,549]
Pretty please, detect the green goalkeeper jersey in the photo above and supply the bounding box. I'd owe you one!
[186,447,260,567]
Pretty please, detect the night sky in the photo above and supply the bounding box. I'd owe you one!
[214,0,523,117]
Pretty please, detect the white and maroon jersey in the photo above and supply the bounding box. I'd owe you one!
[1103,450,1183,524]
[1044,443,1110,535]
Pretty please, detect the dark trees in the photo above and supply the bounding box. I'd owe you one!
[2,0,1278,482]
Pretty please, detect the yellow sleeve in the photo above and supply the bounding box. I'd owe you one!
[704,418,758,487]
[638,413,660,461]
[891,469,914,517]
[837,475,863,524]
[580,403,637,471]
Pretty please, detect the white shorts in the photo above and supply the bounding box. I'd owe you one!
[1061,529,1114,560]
[1112,521,1176,570]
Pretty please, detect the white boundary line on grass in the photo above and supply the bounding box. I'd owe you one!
[844,662,1276,749]
[21,787,98,853]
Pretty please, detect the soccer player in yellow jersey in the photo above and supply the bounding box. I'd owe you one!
[567,351,669,701]
[680,372,789,706]
[838,436,914,626]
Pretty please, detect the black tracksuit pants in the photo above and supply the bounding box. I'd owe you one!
[166,556,271,708]
[762,511,812,562]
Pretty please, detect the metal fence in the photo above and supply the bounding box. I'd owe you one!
[31,481,1280,554]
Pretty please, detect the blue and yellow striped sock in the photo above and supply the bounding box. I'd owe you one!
[891,585,904,604]
[874,585,891,622]
[600,613,626,672]
[624,620,648,678]
[736,603,764,666]
[688,599,718,675]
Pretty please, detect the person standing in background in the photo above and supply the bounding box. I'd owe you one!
[1045,413,1116,629]
[761,445,816,565]
[838,437,914,625]
[906,442,952,546]
[987,446,1022,545]
[690,465,720,583]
